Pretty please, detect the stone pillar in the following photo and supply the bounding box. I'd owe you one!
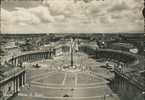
[120,77,123,89]
[19,57,22,65]
[13,58,15,65]
[15,58,18,66]
[29,55,31,61]
[17,57,19,64]
[47,52,49,59]
[21,56,24,62]
[16,77,18,92]
[30,55,32,61]
[43,53,45,59]
[3,84,6,96]
[28,55,30,61]
[37,54,39,60]
[18,75,21,91]
[17,77,20,92]
[21,56,24,63]
[11,57,14,65]
[119,77,121,89]
[38,54,40,59]
[34,54,36,60]
[43,52,48,59]
[21,74,23,87]
[13,58,16,66]
[25,55,27,62]
[18,74,21,88]
[115,75,118,89]
[31,54,33,61]
[24,56,26,62]
[36,54,38,60]
[41,53,42,59]
[40,53,42,59]
[13,79,15,93]
[46,53,48,59]
[15,78,17,93]
[41,54,43,59]
[33,54,35,60]
[31,54,33,60]
[122,78,124,89]
[23,72,26,85]
[23,56,25,62]
[42,53,45,59]
[48,52,50,59]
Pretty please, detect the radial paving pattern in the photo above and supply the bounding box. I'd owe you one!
[13,52,120,100]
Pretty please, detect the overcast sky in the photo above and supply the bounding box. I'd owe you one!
[1,0,144,33]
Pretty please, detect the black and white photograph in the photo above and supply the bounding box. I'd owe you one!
[0,0,145,100]
[0,33,145,100]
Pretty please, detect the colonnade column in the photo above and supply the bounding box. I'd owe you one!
[13,78,16,93]
[17,77,20,92]
[21,74,23,87]
[23,72,26,85]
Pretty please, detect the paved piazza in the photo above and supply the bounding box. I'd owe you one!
[12,52,120,100]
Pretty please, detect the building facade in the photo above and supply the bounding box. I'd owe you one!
[0,63,26,100]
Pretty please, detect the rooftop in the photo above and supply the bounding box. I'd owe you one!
[0,62,22,81]
[3,41,18,49]
[123,55,145,90]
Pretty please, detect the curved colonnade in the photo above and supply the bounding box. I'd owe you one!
[96,49,138,66]
[1,45,68,98]
[9,50,52,66]
[8,44,70,66]
[80,44,144,100]
[8,44,140,80]
[5,44,144,100]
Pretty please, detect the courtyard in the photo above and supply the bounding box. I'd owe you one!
[11,52,120,100]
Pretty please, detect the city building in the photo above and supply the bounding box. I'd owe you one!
[0,33,144,100]
[0,62,26,100]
